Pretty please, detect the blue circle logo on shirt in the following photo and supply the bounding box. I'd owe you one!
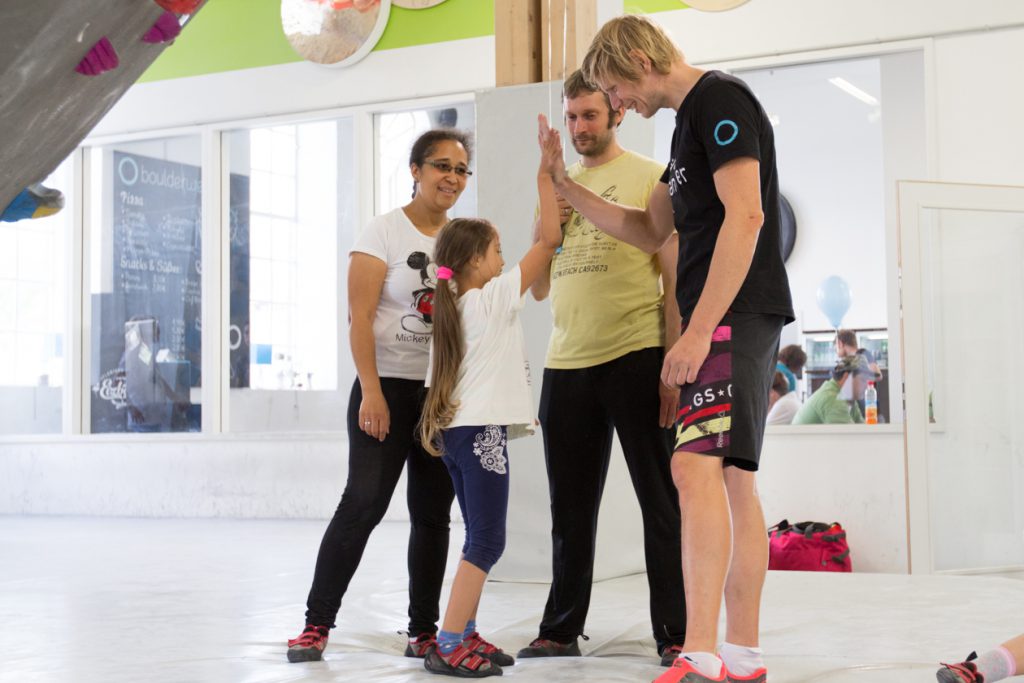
[714,119,739,146]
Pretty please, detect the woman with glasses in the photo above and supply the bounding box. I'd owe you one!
[287,128,473,663]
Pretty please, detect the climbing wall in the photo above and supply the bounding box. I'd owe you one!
[0,1,205,211]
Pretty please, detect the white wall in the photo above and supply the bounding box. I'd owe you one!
[0,434,355,518]
[760,426,907,573]
[0,426,909,574]
[933,27,1024,185]
[90,37,496,138]
[650,0,1024,65]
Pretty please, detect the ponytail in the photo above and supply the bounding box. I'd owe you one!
[420,276,464,456]
[418,218,496,456]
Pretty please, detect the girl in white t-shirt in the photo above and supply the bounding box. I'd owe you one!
[416,117,564,678]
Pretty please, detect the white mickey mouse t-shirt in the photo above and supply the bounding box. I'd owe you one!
[350,208,437,381]
[443,265,535,437]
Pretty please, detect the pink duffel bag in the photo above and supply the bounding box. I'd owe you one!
[768,519,852,572]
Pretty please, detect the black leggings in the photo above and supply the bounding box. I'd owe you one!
[537,348,686,651]
[304,378,455,635]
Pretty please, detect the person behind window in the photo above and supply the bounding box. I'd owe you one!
[856,346,883,380]
[792,354,873,425]
[122,316,189,432]
[835,328,858,359]
[853,347,882,417]
[286,128,472,664]
[766,370,800,425]
[776,343,806,394]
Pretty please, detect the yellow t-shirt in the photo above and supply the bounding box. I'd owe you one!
[546,150,667,369]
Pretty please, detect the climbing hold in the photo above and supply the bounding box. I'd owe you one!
[154,0,203,14]
[75,37,119,76]
[1,184,65,223]
[143,11,182,43]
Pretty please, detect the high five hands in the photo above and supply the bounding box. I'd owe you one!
[537,115,567,185]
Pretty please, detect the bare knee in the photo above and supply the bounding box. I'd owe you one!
[671,451,723,498]
[724,464,758,492]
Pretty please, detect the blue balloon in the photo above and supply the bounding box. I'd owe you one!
[816,276,851,328]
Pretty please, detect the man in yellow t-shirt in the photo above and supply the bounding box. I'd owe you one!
[517,70,686,667]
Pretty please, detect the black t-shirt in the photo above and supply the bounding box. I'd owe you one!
[661,70,794,323]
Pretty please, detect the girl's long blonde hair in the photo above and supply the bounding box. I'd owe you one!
[419,218,497,456]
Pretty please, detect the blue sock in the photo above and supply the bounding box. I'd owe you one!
[437,629,463,655]
[463,620,477,639]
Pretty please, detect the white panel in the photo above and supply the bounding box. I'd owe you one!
[934,27,1024,186]
[899,181,1024,574]
[473,81,658,582]
[90,37,496,138]
[922,208,1024,571]
[0,426,908,573]
[649,0,1024,65]
[760,426,907,573]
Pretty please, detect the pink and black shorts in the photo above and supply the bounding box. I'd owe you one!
[673,312,785,472]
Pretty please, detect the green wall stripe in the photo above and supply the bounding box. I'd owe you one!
[141,0,495,83]
[625,0,690,12]
[376,1,494,51]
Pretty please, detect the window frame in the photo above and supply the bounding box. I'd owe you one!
[0,93,472,439]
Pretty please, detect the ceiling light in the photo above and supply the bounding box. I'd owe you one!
[828,77,879,106]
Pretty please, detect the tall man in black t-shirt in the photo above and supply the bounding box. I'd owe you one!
[538,14,793,683]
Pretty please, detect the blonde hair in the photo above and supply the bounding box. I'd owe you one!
[419,218,497,456]
[582,14,682,86]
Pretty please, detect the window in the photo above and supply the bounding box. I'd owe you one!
[3,97,478,437]
[0,158,71,434]
[376,103,476,217]
[226,118,356,432]
[654,56,910,424]
[86,136,203,433]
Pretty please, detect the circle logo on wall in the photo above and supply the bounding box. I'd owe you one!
[682,0,751,11]
[282,0,392,67]
[118,156,140,186]
[392,0,447,7]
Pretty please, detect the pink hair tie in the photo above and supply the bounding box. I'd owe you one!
[436,266,453,281]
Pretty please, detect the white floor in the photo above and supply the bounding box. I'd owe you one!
[0,517,1019,683]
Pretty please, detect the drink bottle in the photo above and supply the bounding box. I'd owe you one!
[865,380,878,425]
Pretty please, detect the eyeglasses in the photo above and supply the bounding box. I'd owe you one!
[424,160,473,177]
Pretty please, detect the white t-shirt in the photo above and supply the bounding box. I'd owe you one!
[350,208,438,381]
[434,266,535,437]
[767,390,801,425]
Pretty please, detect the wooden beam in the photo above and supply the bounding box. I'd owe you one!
[495,0,540,87]
[567,0,597,79]
[495,0,597,87]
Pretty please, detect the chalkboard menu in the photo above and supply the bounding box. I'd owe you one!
[90,151,250,433]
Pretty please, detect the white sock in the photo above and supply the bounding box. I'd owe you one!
[720,642,765,676]
[976,647,1016,683]
[682,652,724,678]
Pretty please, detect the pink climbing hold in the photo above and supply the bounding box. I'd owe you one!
[143,11,182,43]
[75,37,119,76]
[154,0,202,14]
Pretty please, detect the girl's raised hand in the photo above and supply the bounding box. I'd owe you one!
[537,114,566,184]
